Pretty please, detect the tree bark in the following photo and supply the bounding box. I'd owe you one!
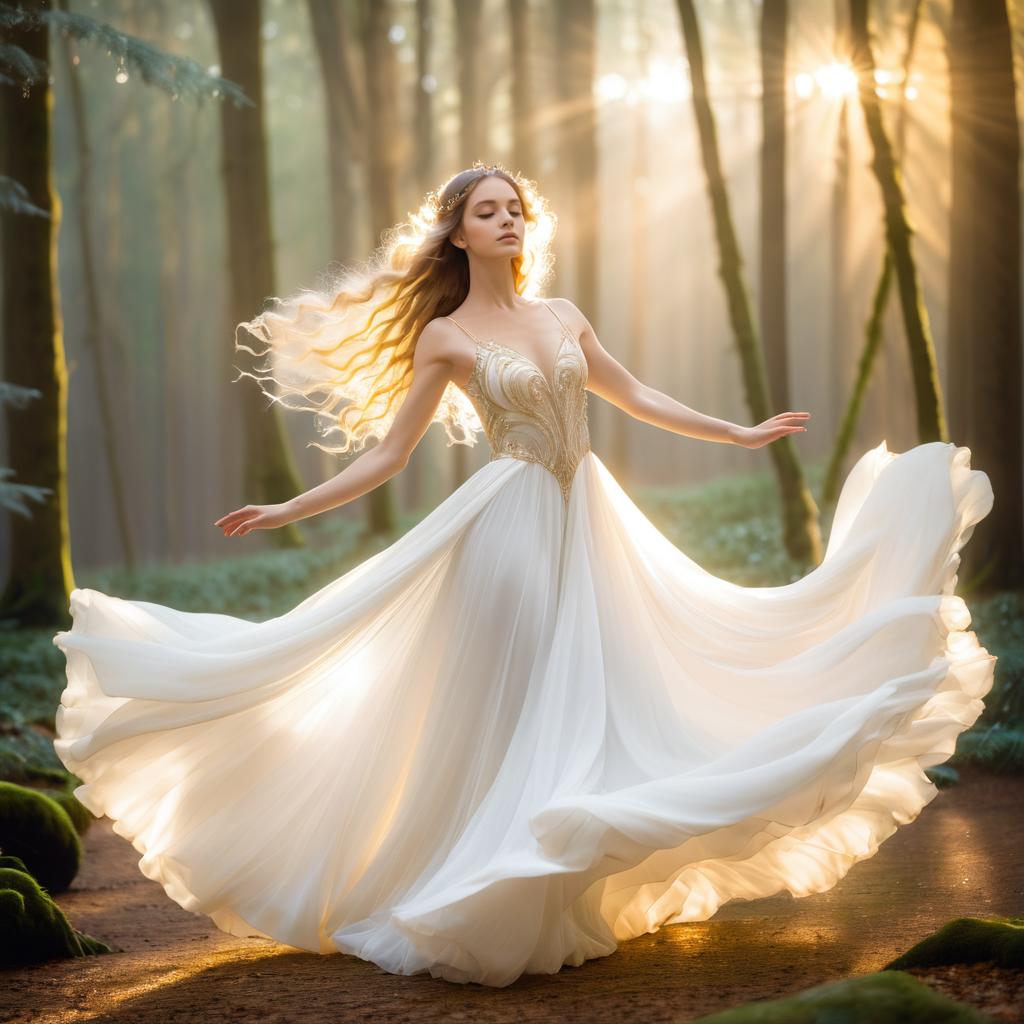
[58,1,138,571]
[675,0,822,565]
[759,0,789,414]
[508,0,537,179]
[947,0,1023,590]
[357,0,400,535]
[848,0,945,444]
[823,0,922,505]
[0,2,75,625]
[208,0,306,548]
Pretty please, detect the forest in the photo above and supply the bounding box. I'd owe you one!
[1,0,1023,1020]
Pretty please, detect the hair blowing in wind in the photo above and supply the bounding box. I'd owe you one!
[231,162,557,456]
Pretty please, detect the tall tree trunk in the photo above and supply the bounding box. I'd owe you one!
[948,0,1022,590]
[405,0,437,511]
[508,0,537,180]
[828,1,853,443]
[555,0,600,450]
[0,4,74,625]
[307,0,364,264]
[358,0,400,535]
[848,0,945,444]
[759,0,789,414]
[450,0,484,491]
[823,0,923,505]
[58,2,138,571]
[675,0,822,565]
[613,0,652,487]
[208,0,305,548]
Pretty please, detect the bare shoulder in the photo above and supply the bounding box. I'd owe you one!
[415,315,476,386]
[546,296,590,337]
[416,316,465,362]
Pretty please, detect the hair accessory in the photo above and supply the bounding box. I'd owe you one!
[436,164,503,217]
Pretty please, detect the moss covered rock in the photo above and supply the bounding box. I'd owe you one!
[41,788,94,837]
[0,863,111,967]
[0,781,82,893]
[688,970,991,1023]
[885,915,1024,971]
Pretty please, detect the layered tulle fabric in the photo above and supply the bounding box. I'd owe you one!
[53,439,995,987]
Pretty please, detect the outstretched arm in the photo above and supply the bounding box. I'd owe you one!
[215,322,458,537]
[555,298,810,449]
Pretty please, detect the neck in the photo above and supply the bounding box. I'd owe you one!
[460,257,524,312]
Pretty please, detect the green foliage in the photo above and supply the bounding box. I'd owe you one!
[0,859,112,966]
[884,915,1024,971]
[950,724,1024,775]
[688,970,991,1023]
[924,764,960,789]
[0,2,251,106]
[42,788,93,836]
[632,458,830,588]
[0,782,82,894]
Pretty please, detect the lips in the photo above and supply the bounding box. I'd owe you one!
[498,234,518,241]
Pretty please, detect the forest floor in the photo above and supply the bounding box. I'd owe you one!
[3,763,1022,1024]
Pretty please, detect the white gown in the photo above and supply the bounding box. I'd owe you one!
[52,299,996,987]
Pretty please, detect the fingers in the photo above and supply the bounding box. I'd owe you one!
[215,506,257,537]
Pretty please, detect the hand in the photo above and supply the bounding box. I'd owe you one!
[214,502,293,537]
[738,411,811,449]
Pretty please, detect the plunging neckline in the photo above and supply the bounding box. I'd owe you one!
[476,331,578,395]
[445,301,583,396]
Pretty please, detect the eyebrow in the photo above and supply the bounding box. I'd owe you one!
[472,197,521,210]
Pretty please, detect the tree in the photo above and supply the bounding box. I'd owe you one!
[848,0,945,444]
[0,1,244,625]
[823,0,923,505]
[508,0,538,180]
[759,0,789,416]
[57,0,137,570]
[948,0,1022,589]
[357,0,401,535]
[675,0,822,565]
[208,0,306,549]
[555,0,600,450]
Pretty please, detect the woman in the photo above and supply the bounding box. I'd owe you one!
[53,162,996,988]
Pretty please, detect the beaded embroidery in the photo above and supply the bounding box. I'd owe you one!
[446,301,591,505]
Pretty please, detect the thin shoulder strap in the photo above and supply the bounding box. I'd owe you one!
[444,314,483,345]
[541,299,572,335]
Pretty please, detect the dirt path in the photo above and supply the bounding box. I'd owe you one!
[3,764,1022,1023]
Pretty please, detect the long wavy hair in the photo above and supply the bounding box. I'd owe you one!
[233,161,557,455]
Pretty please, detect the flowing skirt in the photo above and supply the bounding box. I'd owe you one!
[52,440,996,986]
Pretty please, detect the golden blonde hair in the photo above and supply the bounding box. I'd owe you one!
[232,161,557,455]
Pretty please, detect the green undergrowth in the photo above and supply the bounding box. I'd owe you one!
[0,468,1021,788]
[687,970,993,1023]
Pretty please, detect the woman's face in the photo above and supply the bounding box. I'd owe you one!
[450,177,524,258]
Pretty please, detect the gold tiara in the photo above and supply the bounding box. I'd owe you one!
[436,164,504,217]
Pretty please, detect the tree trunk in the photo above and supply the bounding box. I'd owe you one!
[848,0,945,444]
[307,0,364,264]
[357,0,400,535]
[208,0,306,548]
[450,0,484,491]
[0,3,75,625]
[508,0,537,179]
[759,0,789,414]
[555,0,600,451]
[675,0,822,565]
[948,0,1023,590]
[613,0,652,487]
[823,0,922,505]
[58,2,138,571]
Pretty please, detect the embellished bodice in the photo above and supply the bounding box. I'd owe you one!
[446,301,591,504]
